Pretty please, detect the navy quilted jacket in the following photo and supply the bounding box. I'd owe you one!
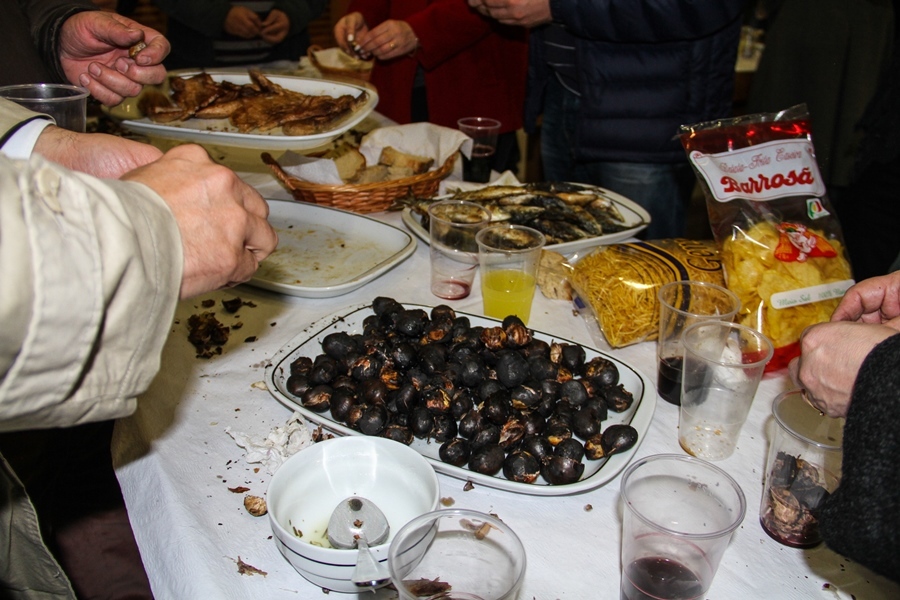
[525,0,746,163]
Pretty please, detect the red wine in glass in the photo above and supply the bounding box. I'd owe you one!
[463,143,495,183]
[621,557,704,600]
[657,356,684,405]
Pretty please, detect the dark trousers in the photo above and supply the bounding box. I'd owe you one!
[835,154,900,281]
[0,421,153,600]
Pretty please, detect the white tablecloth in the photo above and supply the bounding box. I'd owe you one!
[112,174,899,600]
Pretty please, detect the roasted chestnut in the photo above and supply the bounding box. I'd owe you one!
[358,404,388,436]
[301,384,332,413]
[584,356,619,387]
[584,424,639,460]
[554,437,585,462]
[322,331,357,360]
[409,405,434,438]
[289,356,313,376]
[572,405,603,439]
[439,437,470,467]
[286,373,311,399]
[382,423,414,445]
[431,413,458,442]
[518,434,553,463]
[603,384,634,412]
[541,455,584,485]
[458,408,485,440]
[468,443,505,476]
[496,351,529,388]
[559,344,586,375]
[503,450,541,483]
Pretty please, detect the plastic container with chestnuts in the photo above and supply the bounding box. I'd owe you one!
[759,389,844,548]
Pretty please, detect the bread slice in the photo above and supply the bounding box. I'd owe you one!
[378,146,434,174]
[350,165,391,184]
[326,143,366,181]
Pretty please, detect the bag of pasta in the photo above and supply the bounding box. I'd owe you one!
[571,239,724,348]
[680,104,854,371]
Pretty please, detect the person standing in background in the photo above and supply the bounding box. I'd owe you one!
[334,0,528,175]
[469,0,745,239]
[157,0,328,69]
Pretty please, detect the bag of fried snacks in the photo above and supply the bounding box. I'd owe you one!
[679,104,854,371]
[570,239,723,348]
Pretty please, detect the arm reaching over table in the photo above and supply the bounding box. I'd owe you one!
[786,273,900,582]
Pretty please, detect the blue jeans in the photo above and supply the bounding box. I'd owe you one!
[540,76,694,239]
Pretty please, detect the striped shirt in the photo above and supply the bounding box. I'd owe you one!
[212,1,277,65]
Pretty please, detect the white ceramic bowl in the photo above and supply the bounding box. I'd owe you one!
[267,436,440,593]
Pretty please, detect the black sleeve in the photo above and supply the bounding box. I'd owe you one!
[20,0,99,84]
[820,333,900,582]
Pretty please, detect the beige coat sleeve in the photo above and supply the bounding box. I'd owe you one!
[0,150,183,431]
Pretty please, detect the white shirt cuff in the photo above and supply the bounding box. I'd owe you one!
[1,118,53,160]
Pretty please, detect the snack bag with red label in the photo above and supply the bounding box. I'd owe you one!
[679,105,854,371]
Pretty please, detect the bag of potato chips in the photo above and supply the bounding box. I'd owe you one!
[680,104,854,371]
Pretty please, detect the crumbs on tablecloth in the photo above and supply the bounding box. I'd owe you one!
[463,481,474,492]
[222,297,243,313]
[440,497,455,507]
[228,486,250,493]
[244,336,257,343]
[236,557,267,576]
[187,312,229,358]
[584,504,593,511]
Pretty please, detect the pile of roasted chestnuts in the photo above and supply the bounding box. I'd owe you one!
[284,298,639,486]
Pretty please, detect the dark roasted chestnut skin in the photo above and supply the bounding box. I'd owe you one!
[482,392,512,426]
[469,423,500,451]
[584,424,639,460]
[458,408,485,440]
[350,354,383,381]
[554,437,585,462]
[309,355,339,385]
[450,390,475,420]
[382,424,414,445]
[560,379,588,406]
[498,418,526,449]
[330,388,358,422]
[541,455,585,485]
[603,384,634,412]
[360,378,388,405]
[289,356,313,376]
[431,305,456,322]
[431,413,458,442]
[520,410,546,436]
[417,344,447,375]
[503,321,532,349]
[518,434,553,463]
[468,443,505,476]
[572,405,603,439]
[395,309,429,337]
[544,420,572,446]
[503,450,541,483]
[496,351,529,388]
[409,406,434,439]
[528,356,559,381]
[390,342,418,371]
[510,383,542,410]
[286,373,311,399]
[476,379,504,401]
[457,359,487,388]
[439,438,470,467]
[423,387,452,415]
[584,356,619,387]
[301,384,332,413]
[372,296,402,317]
[322,331,357,360]
[358,404,388,436]
[560,344,587,375]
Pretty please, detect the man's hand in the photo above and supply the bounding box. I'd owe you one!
[832,272,900,326]
[260,9,290,45]
[59,11,169,107]
[121,145,278,299]
[468,0,553,28]
[788,321,897,418]
[33,126,163,179]
[225,5,263,39]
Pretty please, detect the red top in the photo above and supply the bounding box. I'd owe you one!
[348,0,528,134]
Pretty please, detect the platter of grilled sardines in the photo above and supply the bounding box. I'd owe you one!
[398,182,651,254]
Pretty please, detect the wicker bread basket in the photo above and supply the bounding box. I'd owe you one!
[261,152,456,214]
[307,45,373,82]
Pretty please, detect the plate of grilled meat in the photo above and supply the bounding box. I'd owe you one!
[113,69,378,150]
